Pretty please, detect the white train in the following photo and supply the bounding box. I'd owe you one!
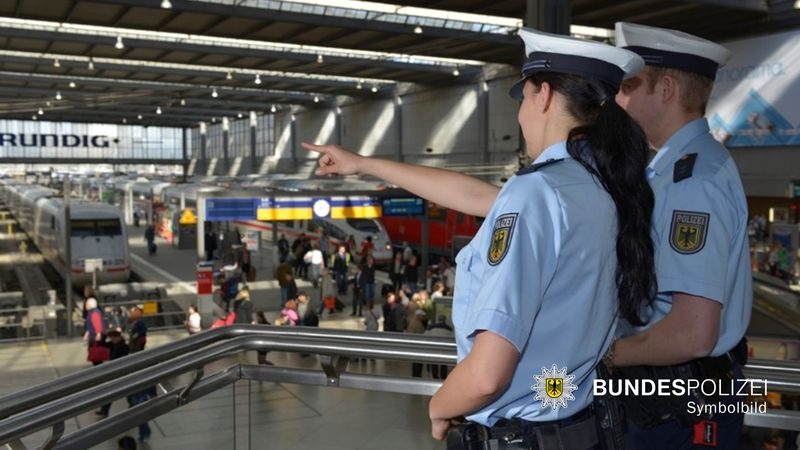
[1,181,131,287]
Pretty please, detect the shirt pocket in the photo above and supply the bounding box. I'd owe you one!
[452,243,478,331]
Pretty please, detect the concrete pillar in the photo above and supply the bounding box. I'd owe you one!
[249,111,257,175]
[525,0,570,34]
[222,117,230,175]
[199,122,208,175]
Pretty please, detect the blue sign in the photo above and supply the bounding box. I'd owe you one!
[382,197,425,216]
[205,198,257,221]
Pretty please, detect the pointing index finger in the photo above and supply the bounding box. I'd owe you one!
[301,142,325,154]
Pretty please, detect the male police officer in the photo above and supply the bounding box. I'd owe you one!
[608,22,753,449]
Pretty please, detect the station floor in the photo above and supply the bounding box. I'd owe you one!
[1,226,444,450]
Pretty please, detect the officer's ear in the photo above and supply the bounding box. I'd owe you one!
[538,81,555,113]
[657,73,678,106]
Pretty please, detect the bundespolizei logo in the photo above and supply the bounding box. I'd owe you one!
[487,213,517,266]
[669,210,710,255]
[531,365,578,411]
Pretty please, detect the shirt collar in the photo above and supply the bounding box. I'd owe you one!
[532,140,571,166]
[515,141,572,176]
[648,117,709,178]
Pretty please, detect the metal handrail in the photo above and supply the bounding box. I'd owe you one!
[2,326,800,447]
[0,328,455,446]
[0,325,456,420]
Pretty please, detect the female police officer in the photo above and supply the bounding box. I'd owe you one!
[304,28,656,449]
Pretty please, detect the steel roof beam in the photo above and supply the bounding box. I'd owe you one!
[0,87,303,114]
[0,71,324,103]
[690,0,768,12]
[96,0,517,46]
[0,52,388,91]
[0,23,479,77]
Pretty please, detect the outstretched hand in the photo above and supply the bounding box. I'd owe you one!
[301,142,364,177]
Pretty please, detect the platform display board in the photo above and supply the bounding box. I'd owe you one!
[255,196,382,221]
[205,198,257,221]
[382,197,425,216]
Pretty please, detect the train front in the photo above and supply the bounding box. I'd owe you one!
[68,203,131,286]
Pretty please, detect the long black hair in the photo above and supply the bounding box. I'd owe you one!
[527,73,656,325]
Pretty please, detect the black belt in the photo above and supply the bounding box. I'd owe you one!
[447,407,599,450]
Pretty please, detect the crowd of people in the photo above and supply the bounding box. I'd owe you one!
[82,286,153,443]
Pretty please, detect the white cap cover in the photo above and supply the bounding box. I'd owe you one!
[509,27,644,100]
[615,22,732,80]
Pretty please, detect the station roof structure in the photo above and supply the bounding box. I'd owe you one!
[0,0,798,128]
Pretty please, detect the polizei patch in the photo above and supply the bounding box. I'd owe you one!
[669,210,710,255]
[488,213,518,266]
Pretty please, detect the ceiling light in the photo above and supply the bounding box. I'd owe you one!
[122,118,127,124]
[53,58,60,68]
[137,114,143,119]
[32,115,37,121]
[114,35,124,50]
[55,91,62,100]
[371,85,378,93]
[211,117,216,123]
[69,81,76,88]
[414,25,423,34]
[38,107,43,115]
[180,98,186,106]
[226,70,232,80]
[452,67,460,77]
[45,100,52,107]
[156,106,162,114]
[211,87,218,98]
[316,54,324,64]
[313,95,320,103]
[254,74,261,85]
[356,81,363,89]
[161,0,172,8]
[270,105,276,113]
[87,59,94,70]
[237,112,243,118]
[0,17,486,70]
[795,0,800,9]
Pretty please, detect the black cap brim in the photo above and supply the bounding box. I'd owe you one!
[509,78,525,101]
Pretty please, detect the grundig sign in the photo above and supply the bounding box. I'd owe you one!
[0,134,117,148]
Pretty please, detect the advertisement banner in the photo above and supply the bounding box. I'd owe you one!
[708,30,800,147]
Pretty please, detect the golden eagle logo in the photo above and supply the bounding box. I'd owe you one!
[487,213,517,266]
[546,377,563,399]
[669,211,710,255]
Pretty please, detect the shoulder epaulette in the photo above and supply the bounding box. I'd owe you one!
[516,158,565,176]
[673,153,698,183]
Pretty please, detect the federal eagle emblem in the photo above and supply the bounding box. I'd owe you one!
[546,377,563,398]
[669,210,710,254]
[488,213,517,265]
[531,365,577,411]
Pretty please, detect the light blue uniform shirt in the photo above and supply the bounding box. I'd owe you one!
[453,141,618,426]
[628,118,752,357]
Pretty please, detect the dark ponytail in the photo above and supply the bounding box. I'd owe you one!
[527,73,656,325]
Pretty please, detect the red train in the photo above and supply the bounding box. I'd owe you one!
[380,202,483,258]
